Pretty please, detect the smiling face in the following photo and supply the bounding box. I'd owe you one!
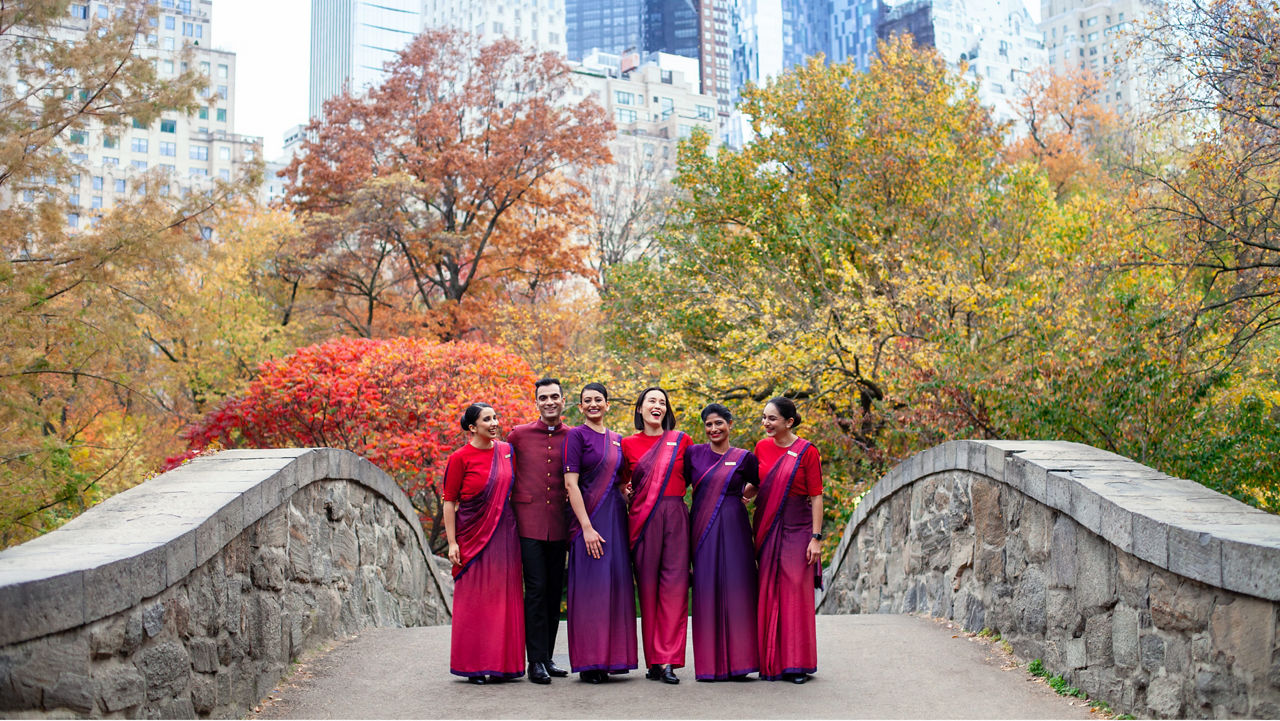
[703,412,732,445]
[640,389,669,429]
[470,406,500,441]
[535,383,565,425]
[579,388,609,423]
[761,402,792,438]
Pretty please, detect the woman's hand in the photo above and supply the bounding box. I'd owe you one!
[448,542,461,567]
[583,527,606,559]
[624,482,633,502]
[805,538,822,565]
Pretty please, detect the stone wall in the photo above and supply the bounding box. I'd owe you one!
[0,448,452,718]
[819,440,1280,719]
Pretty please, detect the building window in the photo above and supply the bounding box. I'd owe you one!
[92,176,104,190]
[189,145,208,160]
[71,4,89,19]
[164,15,175,29]
[91,196,103,208]
[160,141,176,156]
[69,194,79,206]
[217,64,228,78]
[70,174,81,188]
[132,160,147,170]
[216,85,227,99]
[218,169,230,180]
[161,119,176,133]
[218,146,231,161]
[68,213,80,228]
[200,61,210,74]
[22,190,36,202]
[616,108,637,123]
[198,107,208,119]
[615,91,635,105]
[1087,16,1098,25]
[96,5,108,18]
[696,105,713,120]
[163,37,174,50]
[244,149,254,161]
[189,168,208,177]
[114,179,126,192]
[131,137,148,152]
[216,108,226,122]
[103,156,118,166]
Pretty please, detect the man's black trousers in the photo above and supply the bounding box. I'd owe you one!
[519,537,567,664]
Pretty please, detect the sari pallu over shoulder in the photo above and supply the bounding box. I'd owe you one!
[691,447,748,555]
[570,430,624,542]
[627,430,687,549]
[753,439,822,590]
[453,441,516,579]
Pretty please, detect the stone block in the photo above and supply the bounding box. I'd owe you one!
[1150,572,1212,633]
[189,638,217,674]
[84,545,168,624]
[1021,462,1049,504]
[141,601,165,638]
[1050,515,1077,588]
[1113,603,1140,668]
[190,673,217,715]
[1068,481,1104,536]
[1046,472,1072,513]
[0,569,84,646]
[1098,498,1133,553]
[1075,527,1116,610]
[1086,611,1113,666]
[1210,595,1275,676]
[1131,512,1168,568]
[1015,565,1047,636]
[195,494,245,567]
[90,617,126,659]
[1168,526,1222,588]
[137,640,191,701]
[971,479,1005,548]
[1195,669,1248,715]
[1115,550,1149,607]
[46,671,95,714]
[1221,533,1280,602]
[1140,633,1165,671]
[97,667,146,713]
[1147,674,1183,718]
[164,529,198,587]
[1065,637,1087,669]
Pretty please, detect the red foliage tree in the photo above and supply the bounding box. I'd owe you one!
[283,29,613,339]
[176,337,536,549]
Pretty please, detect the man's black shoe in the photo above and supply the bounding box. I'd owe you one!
[528,662,551,685]
[660,665,679,684]
[646,664,663,681]
[545,661,569,678]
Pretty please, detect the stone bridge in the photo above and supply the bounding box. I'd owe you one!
[0,441,1276,718]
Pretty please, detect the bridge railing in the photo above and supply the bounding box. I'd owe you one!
[0,448,452,718]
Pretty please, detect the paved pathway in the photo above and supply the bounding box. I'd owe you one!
[250,615,1096,719]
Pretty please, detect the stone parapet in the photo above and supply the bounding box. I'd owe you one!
[819,440,1280,718]
[0,448,452,717]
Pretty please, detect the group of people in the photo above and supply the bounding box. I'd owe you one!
[441,378,825,687]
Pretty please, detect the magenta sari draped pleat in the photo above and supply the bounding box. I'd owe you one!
[566,427,637,673]
[690,446,758,680]
[754,439,819,681]
[450,442,526,679]
[628,430,689,668]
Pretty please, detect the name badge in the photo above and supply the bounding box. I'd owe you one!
[787,450,798,457]
[612,440,621,446]
[504,453,512,458]
[725,461,737,466]
[666,441,677,446]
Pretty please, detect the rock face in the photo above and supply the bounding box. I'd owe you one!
[819,440,1280,720]
[0,449,452,718]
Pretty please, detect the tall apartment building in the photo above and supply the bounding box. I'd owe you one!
[699,0,735,116]
[566,0,643,61]
[37,1,261,230]
[831,0,882,70]
[877,0,1045,123]
[421,0,568,57]
[730,0,833,93]
[309,0,421,120]
[1040,0,1144,115]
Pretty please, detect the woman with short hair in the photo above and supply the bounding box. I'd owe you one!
[753,397,823,684]
[443,402,525,684]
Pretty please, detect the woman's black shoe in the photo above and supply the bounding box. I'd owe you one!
[791,673,809,684]
[580,670,604,684]
[646,664,663,681]
[660,665,680,684]
[468,676,486,685]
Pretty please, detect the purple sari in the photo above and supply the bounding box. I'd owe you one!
[754,439,819,681]
[689,445,759,680]
[450,442,526,679]
[563,426,638,673]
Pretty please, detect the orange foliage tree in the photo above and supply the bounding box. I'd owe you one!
[1005,67,1121,197]
[177,337,536,550]
[283,29,613,340]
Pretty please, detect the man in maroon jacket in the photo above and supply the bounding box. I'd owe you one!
[506,377,572,684]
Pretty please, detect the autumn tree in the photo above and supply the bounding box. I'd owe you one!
[1129,0,1280,351]
[179,338,537,550]
[1006,67,1122,197]
[284,29,613,339]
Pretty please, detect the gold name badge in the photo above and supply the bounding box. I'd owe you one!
[666,441,677,446]
[787,451,798,457]
[725,461,737,466]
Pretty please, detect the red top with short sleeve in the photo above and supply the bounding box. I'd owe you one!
[754,437,823,497]
[621,431,691,497]
[442,443,495,502]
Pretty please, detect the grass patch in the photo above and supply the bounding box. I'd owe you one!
[1028,658,1047,677]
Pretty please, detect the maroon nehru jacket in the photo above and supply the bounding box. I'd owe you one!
[506,419,572,541]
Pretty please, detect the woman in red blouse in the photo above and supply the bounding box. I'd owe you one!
[442,402,526,684]
[752,397,823,684]
[621,387,691,685]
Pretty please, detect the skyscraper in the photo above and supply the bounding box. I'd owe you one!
[645,0,701,57]
[729,0,832,91]
[566,0,644,61]
[309,0,421,120]
[422,0,568,57]
[1040,0,1146,116]
[831,0,882,70]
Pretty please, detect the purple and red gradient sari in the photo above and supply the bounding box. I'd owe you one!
[450,442,526,680]
[689,445,759,680]
[628,430,690,668]
[754,439,820,681]
[564,426,638,673]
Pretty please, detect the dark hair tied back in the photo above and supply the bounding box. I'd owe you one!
[766,396,802,429]
[700,403,733,424]
[580,382,609,401]
[633,386,676,431]
[460,402,494,433]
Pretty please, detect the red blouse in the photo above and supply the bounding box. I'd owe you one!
[442,443,495,502]
[621,431,691,497]
[754,438,823,497]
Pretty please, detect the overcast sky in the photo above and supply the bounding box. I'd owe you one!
[212,0,310,161]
